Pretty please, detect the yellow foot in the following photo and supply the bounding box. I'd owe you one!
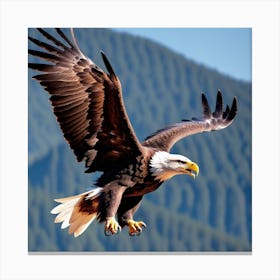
[104,217,121,236]
[127,219,146,236]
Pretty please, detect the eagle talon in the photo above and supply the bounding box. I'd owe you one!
[129,231,141,237]
[127,219,146,236]
[104,217,121,236]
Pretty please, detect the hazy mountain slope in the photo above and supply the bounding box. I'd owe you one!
[28,28,251,252]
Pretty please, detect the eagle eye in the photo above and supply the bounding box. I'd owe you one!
[177,160,186,164]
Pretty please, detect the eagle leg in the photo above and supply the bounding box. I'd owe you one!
[102,185,127,236]
[127,219,146,236]
[104,217,122,236]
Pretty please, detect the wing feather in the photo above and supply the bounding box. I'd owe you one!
[142,91,237,151]
[28,36,66,56]
[28,50,59,63]
[29,64,67,73]
[213,90,223,117]
[226,97,237,122]
[201,93,212,119]
[29,28,143,169]
[34,73,80,82]
[37,28,71,49]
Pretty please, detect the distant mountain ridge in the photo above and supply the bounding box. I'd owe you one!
[28,28,252,251]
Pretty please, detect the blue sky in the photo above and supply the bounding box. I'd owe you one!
[115,28,251,82]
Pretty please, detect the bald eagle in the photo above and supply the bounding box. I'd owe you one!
[28,28,237,237]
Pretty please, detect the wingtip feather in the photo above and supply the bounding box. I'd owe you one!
[100,50,117,78]
[226,96,238,121]
[201,93,212,119]
[213,90,223,117]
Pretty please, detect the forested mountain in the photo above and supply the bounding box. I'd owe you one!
[28,28,251,252]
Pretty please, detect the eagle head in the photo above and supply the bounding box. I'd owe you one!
[150,151,199,182]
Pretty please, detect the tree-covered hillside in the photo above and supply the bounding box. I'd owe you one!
[28,28,251,252]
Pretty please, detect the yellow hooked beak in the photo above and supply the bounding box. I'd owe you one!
[183,161,199,179]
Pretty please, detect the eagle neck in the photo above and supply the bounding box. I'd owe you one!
[149,151,178,182]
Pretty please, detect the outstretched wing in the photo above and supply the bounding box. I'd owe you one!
[29,28,143,172]
[142,90,237,152]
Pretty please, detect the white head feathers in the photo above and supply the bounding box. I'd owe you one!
[150,151,197,182]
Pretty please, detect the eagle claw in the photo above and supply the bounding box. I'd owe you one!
[104,217,121,236]
[127,219,146,236]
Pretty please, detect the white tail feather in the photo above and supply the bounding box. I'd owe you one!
[50,188,102,237]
